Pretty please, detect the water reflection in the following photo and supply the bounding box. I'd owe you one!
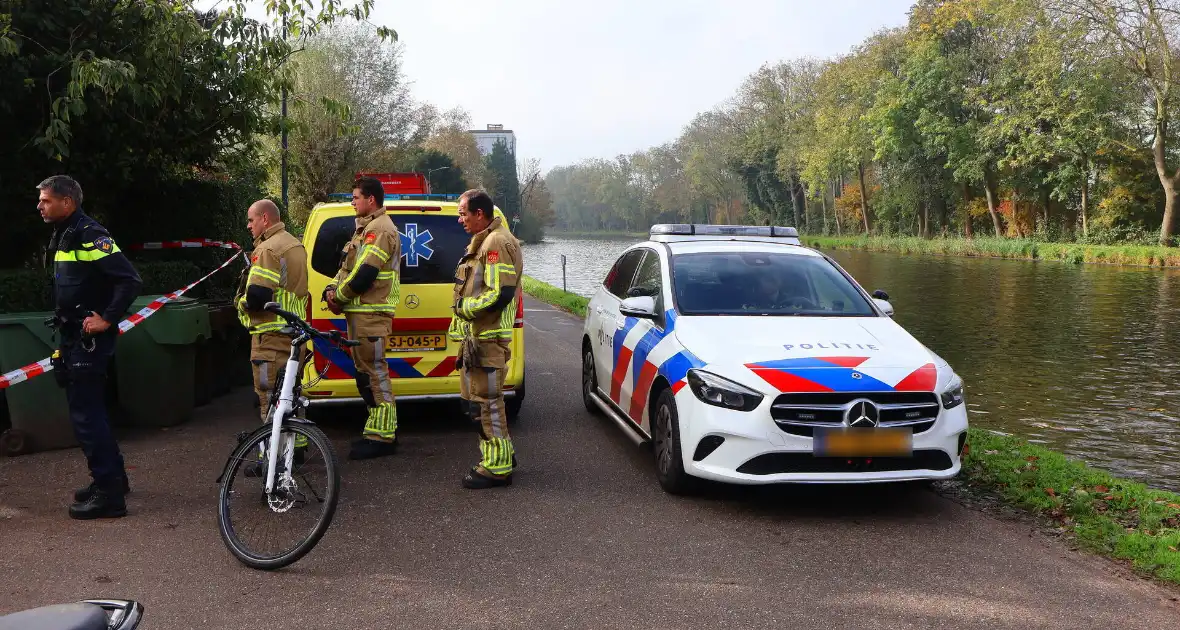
[523,236,1180,491]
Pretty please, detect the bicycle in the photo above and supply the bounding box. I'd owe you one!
[215,301,360,571]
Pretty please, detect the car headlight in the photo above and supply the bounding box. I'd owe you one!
[941,375,965,409]
[686,369,763,412]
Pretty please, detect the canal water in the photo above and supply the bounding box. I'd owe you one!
[522,235,1180,492]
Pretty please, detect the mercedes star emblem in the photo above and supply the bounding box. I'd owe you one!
[405,294,420,309]
[845,399,881,428]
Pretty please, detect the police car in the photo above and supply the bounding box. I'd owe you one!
[580,224,968,494]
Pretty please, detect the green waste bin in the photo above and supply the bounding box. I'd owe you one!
[0,313,75,455]
[115,295,210,427]
[195,299,240,406]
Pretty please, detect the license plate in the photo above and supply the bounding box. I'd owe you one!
[386,334,447,352]
[812,427,912,457]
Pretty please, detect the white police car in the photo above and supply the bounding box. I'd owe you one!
[580,224,968,494]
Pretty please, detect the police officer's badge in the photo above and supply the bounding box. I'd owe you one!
[94,236,114,253]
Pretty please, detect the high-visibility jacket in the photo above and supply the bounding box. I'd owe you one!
[49,209,142,329]
[327,211,401,316]
[235,222,309,334]
[448,216,523,347]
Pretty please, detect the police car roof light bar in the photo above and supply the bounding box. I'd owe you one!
[649,224,799,238]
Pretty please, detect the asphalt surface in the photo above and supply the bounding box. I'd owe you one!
[2,296,1179,629]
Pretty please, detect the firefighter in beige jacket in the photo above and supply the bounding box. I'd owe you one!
[449,189,523,489]
[234,200,309,476]
[324,177,402,460]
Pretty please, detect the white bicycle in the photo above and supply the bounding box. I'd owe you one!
[215,301,358,570]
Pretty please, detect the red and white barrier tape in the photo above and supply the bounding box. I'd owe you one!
[130,239,241,251]
[0,240,245,390]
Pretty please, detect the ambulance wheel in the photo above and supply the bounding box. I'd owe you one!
[507,372,525,424]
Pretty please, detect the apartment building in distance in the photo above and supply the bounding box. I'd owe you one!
[471,123,517,156]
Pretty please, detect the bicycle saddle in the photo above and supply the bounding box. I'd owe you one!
[0,602,108,630]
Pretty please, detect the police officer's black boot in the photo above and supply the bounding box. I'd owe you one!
[74,476,130,502]
[69,483,127,520]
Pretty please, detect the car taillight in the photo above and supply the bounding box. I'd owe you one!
[514,285,524,328]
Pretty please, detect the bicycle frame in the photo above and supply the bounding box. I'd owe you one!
[262,330,314,495]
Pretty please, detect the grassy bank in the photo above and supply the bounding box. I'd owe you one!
[522,276,589,317]
[805,235,1180,268]
[962,428,1180,584]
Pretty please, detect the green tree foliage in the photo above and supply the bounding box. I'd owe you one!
[411,149,468,194]
[0,0,394,268]
[546,0,1179,247]
[483,139,520,220]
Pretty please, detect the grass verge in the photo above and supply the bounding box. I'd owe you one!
[519,278,1180,586]
[962,427,1180,585]
[522,275,589,317]
[805,235,1180,268]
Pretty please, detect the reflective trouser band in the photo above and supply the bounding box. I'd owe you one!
[363,403,397,440]
[480,436,514,476]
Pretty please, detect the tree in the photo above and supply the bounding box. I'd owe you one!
[1054,0,1180,246]
[483,139,520,220]
[267,21,425,221]
[411,149,468,193]
[0,0,395,267]
[422,107,487,188]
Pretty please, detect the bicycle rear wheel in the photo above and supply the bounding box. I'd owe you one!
[217,420,340,570]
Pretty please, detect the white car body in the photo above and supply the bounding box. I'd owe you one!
[580,225,968,489]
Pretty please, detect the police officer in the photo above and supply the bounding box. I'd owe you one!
[234,199,309,475]
[324,176,402,460]
[38,175,142,519]
[448,189,523,489]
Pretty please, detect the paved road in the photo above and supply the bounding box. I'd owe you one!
[2,297,1178,629]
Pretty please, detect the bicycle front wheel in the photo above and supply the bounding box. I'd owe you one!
[217,420,341,570]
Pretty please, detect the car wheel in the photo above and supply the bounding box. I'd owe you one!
[582,345,600,414]
[652,387,697,495]
[507,371,525,424]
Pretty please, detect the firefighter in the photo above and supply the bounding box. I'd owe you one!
[234,199,309,476]
[324,176,402,460]
[449,189,523,489]
[38,175,142,519]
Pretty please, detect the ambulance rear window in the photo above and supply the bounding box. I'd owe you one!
[309,213,470,285]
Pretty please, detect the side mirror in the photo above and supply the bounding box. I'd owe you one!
[871,289,890,300]
[873,298,895,317]
[619,296,658,319]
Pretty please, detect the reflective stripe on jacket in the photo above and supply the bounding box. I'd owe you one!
[235,222,309,334]
[448,216,523,342]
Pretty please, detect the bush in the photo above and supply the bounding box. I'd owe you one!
[0,259,234,314]
[514,213,546,244]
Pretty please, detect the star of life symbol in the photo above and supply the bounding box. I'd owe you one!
[400,223,434,267]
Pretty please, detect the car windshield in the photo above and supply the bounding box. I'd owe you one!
[669,251,876,317]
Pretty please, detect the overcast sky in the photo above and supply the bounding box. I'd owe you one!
[201,0,916,171]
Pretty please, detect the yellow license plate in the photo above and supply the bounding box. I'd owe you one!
[386,334,447,352]
[813,427,912,457]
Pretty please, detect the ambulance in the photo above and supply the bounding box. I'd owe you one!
[298,173,526,419]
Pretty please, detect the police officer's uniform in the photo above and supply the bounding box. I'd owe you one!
[449,215,523,488]
[324,209,402,459]
[234,221,309,474]
[48,209,142,519]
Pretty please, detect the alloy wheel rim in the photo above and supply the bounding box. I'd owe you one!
[656,405,673,475]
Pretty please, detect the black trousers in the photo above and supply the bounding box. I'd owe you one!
[59,331,127,492]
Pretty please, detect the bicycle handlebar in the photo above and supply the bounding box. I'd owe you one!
[264,302,361,347]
